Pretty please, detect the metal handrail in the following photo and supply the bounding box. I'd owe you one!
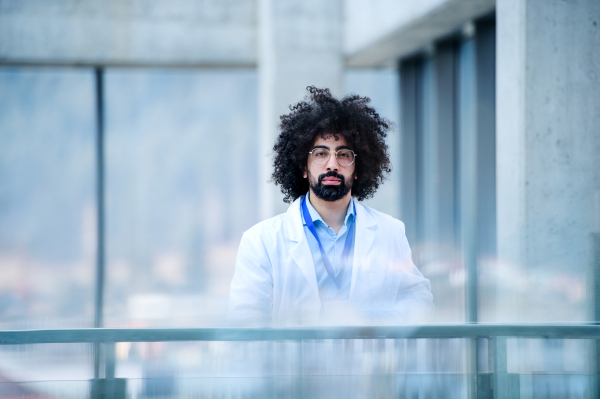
[1,324,598,399]
[1,324,599,345]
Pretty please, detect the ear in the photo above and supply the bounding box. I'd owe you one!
[303,166,307,179]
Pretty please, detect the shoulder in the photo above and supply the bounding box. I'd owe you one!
[355,201,406,234]
[242,213,287,241]
[241,198,303,244]
[236,214,288,264]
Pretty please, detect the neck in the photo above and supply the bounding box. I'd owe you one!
[307,189,352,234]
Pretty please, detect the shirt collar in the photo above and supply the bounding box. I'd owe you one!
[302,191,355,227]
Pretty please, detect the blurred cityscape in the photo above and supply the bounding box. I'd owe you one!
[1,0,599,398]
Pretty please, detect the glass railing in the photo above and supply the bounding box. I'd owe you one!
[1,324,598,398]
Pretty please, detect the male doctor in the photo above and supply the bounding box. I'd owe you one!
[228,87,433,326]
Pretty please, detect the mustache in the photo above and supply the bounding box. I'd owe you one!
[318,171,346,185]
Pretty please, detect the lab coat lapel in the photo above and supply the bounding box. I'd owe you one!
[350,202,377,295]
[284,198,319,297]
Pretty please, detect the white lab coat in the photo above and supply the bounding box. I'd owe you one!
[228,197,434,326]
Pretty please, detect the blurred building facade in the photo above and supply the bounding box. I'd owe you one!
[2,0,598,326]
[1,0,600,394]
[0,0,600,328]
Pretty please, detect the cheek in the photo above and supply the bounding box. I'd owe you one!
[306,165,320,179]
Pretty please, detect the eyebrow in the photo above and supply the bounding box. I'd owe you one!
[335,145,352,151]
[312,145,353,151]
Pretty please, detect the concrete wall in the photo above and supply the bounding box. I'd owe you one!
[258,0,343,218]
[0,0,496,69]
[496,0,600,321]
[0,0,256,66]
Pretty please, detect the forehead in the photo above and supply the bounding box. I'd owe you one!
[312,134,348,148]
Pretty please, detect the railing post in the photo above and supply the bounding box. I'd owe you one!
[467,337,479,399]
[91,342,126,399]
[105,342,115,379]
[491,336,507,399]
[489,336,519,399]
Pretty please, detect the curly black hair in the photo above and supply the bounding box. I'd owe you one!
[272,86,392,203]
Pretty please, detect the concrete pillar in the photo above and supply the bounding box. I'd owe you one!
[496,0,600,321]
[258,0,343,219]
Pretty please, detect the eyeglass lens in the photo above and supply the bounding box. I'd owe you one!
[312,149,354,166]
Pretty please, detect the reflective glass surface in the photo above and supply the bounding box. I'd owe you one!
[104,69,259,327]
[0,68,96,330]
[0,68,96,385]
[344,69,400,218]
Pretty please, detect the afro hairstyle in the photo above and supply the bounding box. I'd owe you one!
[272,86,392,203]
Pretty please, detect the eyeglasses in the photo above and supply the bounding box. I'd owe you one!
[308,148,357,167]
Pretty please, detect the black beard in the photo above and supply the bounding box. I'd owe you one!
[308,170,353,202]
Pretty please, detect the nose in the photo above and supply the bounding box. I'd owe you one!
[325,152,339,171]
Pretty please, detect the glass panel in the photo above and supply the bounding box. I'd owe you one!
[114,338,469,398]
[0,337,591,397]
[345,69,400,220]
[0,68,96,330]
[104,69,258,327]
[457,37,478,325]
[0,343,93,388]
[398,59,421,247]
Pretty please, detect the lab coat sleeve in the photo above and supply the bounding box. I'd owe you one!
[228,228,274,326]
[379,221,434,324]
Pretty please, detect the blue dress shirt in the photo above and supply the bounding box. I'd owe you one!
[301,192,356,320]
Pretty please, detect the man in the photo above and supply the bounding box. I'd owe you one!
[228,87,433,326]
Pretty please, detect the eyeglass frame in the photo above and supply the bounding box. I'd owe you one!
[307,147,357,167]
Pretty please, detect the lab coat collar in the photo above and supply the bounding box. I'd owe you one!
[303,192,356,232]
[284,198,320,296]
[283,197,305,242]
[283,197,378,298]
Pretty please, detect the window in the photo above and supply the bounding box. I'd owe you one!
[398,15,496,322]
[103,69,259,327]
[0,68,97,329]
